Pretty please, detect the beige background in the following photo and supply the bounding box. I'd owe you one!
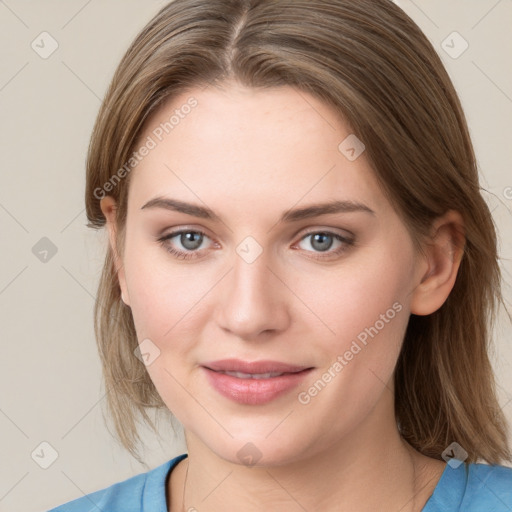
[0,1,511,511]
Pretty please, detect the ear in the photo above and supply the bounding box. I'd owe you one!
[410,210,465,316]
[100,196,131,307]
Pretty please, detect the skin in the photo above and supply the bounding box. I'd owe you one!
[101,80,464,511]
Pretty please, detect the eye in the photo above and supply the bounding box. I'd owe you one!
[157,229,213,260]
[295,231,354,260]
[157,229,355,261]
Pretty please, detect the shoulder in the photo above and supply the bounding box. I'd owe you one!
[425,462,512,512]
[463,463,512,509]
[47,454,188,512]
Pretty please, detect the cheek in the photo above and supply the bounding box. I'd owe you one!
[122,248,205,418]
[122,234,208,341]
[294,244,413,348]
[292,239,415,414]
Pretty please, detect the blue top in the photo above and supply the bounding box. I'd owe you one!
[48,454,512,511]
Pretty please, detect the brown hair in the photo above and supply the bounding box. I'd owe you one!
[85,0,511,465]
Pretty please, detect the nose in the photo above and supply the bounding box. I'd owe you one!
[214,247,291,341]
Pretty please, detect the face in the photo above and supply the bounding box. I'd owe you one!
[105,81,428,466]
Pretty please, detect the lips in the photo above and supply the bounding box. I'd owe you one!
[201,359,314,405]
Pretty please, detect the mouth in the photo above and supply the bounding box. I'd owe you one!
[201,359,314,405]
[202,358,312,374]
[210,370,297,379]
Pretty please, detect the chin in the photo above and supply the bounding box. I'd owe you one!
[202,429,316,469]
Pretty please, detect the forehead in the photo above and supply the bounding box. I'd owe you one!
[128,82,388,217]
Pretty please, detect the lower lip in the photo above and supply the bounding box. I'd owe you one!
[202,367,313,405]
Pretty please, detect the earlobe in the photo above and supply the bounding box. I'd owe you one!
[410,210,465,316]
[100,196,131,307]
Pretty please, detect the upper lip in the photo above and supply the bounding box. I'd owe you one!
[202,359,312,374]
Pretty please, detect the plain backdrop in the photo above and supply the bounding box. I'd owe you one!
[0,1,511,511]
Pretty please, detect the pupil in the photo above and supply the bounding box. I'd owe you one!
[312,233,332,252]
[181,232,202,250]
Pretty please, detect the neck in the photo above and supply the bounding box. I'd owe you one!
[170,393,445,512]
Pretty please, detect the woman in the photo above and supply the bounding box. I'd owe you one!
[49,0,512,510]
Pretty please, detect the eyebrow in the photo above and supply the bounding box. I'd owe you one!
[140,196,375,223]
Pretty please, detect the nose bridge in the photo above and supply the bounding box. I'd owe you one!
[233,245,271,299]
[216,240,288,339]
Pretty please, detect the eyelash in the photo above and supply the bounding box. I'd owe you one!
[157,229,355,261]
